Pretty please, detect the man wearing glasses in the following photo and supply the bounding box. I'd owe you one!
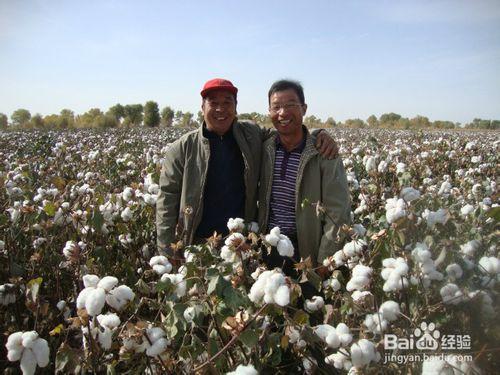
[258,79,351,277]
[156,78,338,256]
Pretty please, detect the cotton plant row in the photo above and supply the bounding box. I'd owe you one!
[1,127,498,374]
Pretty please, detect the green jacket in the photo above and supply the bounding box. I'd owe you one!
[156,120,265,252]
[258,129,351,265]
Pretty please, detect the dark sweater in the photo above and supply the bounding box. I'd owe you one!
[195,125,245,239]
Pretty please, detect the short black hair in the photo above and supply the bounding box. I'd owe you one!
[268,79,305,105]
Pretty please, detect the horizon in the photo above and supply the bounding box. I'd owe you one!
[1,0,500,125]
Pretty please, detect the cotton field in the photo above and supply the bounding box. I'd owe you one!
[0,127,498,374]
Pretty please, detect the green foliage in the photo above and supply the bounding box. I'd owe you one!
[0,112,8,128]
[161,106,174,127]
[11,108,31,126]
[144,101,160,127]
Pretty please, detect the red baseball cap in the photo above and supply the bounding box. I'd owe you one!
[200,78,238,98]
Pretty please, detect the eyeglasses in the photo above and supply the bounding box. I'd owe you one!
[269,103,303,114]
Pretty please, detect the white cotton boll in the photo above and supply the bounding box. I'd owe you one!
[305,296,324,312]
[342,240,366,257]
[98,329,113,350]
[400,187,420,203]
[273,285,290,307]
[86,287,106,316]
[153,264,172,275]
[161,273,186,298]
[121,207,133,222]
[460,204,475,216]
[97,313,121,330]
[396,163,406,174]
[315,325,336,341]
[265,273,286,296]
[225,232,245,247]
[385,197,407,224]
[351,290,372,303]
[440,283,464,305]
[379,301,400,322]
[6,332,24,361]
[146,337,169,357]
[479,256,500,275]
[106,285,135,310]
[326,351,351,370]
[364,156,377,172]
[325,330,341,348]
[265,232,280,247]
[97,276,119,292]
[227,217,245,232]
[460,240,480,257]
[146,327,166,343]
[277,236,294,257]
[184,306,196,323]
[350,339,379,368]
[221,245,238,263]
[21,331,39,349]
[20,348,37,375]
[31,338,49,367]
[422,208,449,228]
[83,274,100,288]
[446,263,463,280]
[226,364,259,375]
[364,314,388,335]
[377,160,388,173]
[77,287,93,309]
[122,187,134,202]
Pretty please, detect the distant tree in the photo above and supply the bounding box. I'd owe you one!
[160,106,175,127]
[76,108,104,128]
[96,114,119,129]
[124,104,143,126]
[491,120,500,130]
[0,113,8,128]
[433,120,455,129]
[11,109,31,127]
[43,114,59,129]
[344,118,366,128]
[107,104,125,122]
[30,113,45,128]
[324,117,337,128]
[59,109,75,128]
[379,112,401,127]
[304,115,323,128]
[366,115,378,127]
[144,101,160,127]
[173,110,183,126]
[179,112,194,127]
[396,118,411,129]
[410,115,430,128]
[197,110,204,125]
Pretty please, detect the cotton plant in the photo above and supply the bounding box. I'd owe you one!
[381,257,410,292]
[77,274,135,316]
[324,239,366,269]
[385,197,407,224]
[264,227,294,257]
[227,217,245,232]
[304,296,325,313]
[226,364,258,375]
[149,255,172,276]
[160,273,187,298]
[422,208,449,229]
[5,331,50,375]
[411,243,444,288]
[314,323,353,349]
[477,256,500,288]
[248,270,290,307]
[122,326,171,357]
[346,264,373,292]
[0,283,16,305]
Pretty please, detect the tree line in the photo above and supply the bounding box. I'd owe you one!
[0,102,498,130]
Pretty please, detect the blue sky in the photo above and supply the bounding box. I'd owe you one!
[1,0,499,124]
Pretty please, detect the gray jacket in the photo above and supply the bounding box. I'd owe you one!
[156,120,265,252]
[258,129,351,265]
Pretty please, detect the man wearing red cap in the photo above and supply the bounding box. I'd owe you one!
[156,78,337,256]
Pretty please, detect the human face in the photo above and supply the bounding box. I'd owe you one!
[202,90,237,136]
[269,89,307,140]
